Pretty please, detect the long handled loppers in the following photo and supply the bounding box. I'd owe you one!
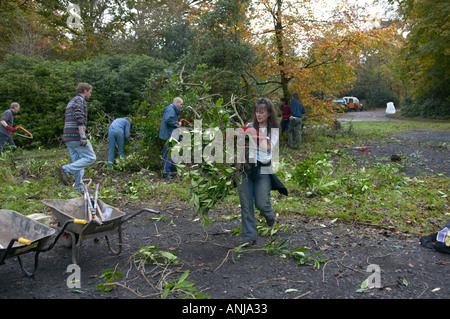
[83,184,103,225]
[93,183,104,221]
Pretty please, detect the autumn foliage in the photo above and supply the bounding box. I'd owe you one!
[0,0,448,129]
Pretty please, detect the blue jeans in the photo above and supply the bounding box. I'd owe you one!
[63,140,96,192]
[237,171,274,241]
[162,140,177,178]
[108,127,125,168]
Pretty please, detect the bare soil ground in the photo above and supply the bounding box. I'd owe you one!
[0,110,449,311]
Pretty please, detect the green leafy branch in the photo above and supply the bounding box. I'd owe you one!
[96,245,210,299]
[96,265,123,292]
[162,270,211,299]
[172,97,245,226]
[215,238,327,271]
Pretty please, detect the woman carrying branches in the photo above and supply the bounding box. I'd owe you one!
[237,97,280,246]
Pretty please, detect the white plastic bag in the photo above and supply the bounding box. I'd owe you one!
[386,102,396,114]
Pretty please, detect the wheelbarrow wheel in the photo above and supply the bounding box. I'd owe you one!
[60,231,79,248]
[105,227,122,255]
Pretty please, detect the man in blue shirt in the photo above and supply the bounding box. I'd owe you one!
[159,97,183,178]
[288,93,306,149]
[107,117,132,168]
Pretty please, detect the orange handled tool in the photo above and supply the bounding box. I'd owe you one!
[15,126,33,139]
[180,119,193,126]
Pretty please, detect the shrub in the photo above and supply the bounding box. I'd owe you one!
[401,96,450,120]
[0,54,76,146]
[0,54,170,148]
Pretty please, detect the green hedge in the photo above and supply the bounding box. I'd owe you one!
[0,54,169,147]
[401,95,450,120]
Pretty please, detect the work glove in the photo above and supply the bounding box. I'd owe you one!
[79,130,87,147]
[5,125,17,133]
[237,126,269,145]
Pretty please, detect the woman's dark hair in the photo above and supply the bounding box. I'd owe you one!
[252,97,280,132]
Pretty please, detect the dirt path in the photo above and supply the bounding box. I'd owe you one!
[338,108,449,123]
[1,205,448,301]
[0,111,449,307]
[338,108,399,122]
[336,107,442,123]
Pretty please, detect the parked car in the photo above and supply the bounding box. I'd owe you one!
[332,99,347,112]
[343,96,363,111]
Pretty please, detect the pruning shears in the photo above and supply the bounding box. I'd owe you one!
[14,126,33,139]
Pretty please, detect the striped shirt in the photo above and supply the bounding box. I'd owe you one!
[63,94,87,142]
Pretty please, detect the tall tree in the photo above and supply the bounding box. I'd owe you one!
[247,0,400,122]
[35,0,130,59]
[348,18,405,108]
[111,0,194,62]
[0,1,59,60]
[185,0,256,101]
[391,0,449,118]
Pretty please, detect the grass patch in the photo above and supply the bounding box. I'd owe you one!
[271,121,449,235]
[351,121,449,137]
[0,121,448,236]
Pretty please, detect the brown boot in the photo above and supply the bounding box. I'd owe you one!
[58,167,69,185]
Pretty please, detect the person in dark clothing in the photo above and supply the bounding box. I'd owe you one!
[0,102,20,154]
[159,97,183,178]
[279,97,291,136]
[288,93,306,149]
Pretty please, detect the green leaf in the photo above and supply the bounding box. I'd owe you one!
[215,98,224,107]
[402,278,409,287]
[178,270,190,283]
[361,279,369,289]
[285,288,299,293]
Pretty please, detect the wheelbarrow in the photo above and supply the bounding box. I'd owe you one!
[0,209,86,277]
[42,197,159,265]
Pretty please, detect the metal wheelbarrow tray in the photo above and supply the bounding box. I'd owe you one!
[0,209,84,277]
[42,197,159,265]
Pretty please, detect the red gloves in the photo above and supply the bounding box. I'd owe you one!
[237,127,269,145]
[5,125,16,133]
[224,127,270,147]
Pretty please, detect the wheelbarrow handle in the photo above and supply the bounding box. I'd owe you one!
[0,237,32,266]
[121,208,160,224]
[74,219,87,225]
[40,218,87,253]
[18,237,32,245]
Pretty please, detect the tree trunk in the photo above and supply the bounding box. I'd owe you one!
[274,0,290,99]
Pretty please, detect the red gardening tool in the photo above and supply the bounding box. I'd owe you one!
[180,119,193,126]
[14,126,33,139]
